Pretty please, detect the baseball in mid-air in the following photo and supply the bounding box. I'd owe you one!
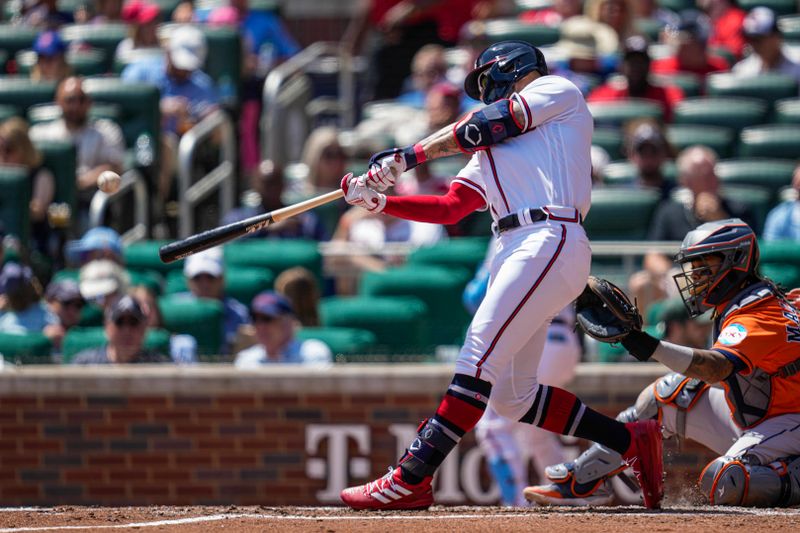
[97,170,121,194]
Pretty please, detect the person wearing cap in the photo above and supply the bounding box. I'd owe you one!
[651,9,730,77]
[30,78,125,226]
[42,279,85,353]
[31,30,72,83]
[64,226,123,267]
[763,163,800,242]
[179,248,250,355]
[234,291,331,368]
[17,0,73,29]
[115,0,161,62]
[588,35,684,122]
[551,16,620,96]
[697,0,746,60]
[0,262,56,335]
[623,119,674,199]
[656,297,713,350]
[72,294,169,364]
[733,7,800,82]
[79,258,129,311]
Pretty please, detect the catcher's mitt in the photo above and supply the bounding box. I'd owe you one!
[575,276,643,343]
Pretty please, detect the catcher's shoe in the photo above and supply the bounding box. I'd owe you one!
[622,420,664,509]
[523,464,616,507]
[340,467,433,510]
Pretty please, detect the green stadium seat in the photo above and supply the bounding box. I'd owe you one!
[360,265,473,347]
[28,102,122,125]
[588,99,663,126]
[674,97,769,131]
[79,303,104,327]
[635,17,665,42]
[60,24,128,72]
[407,237,490,274]
[761,263,800,290]
[0,104,20,122]
[706,73,798,108]
[779,15,800,43]
[15,48,107,77]
[127,269,164,296]
[296,327,377,358]
[164,265,274,305]
[738,124,800,159]
[35,139,77,215]
[652,72,702,98]
[153,0,183,17]
[224,239,322,282]
[739,0,797,16]
[481,19,560,47]
[584,188,661,240]
[202,26,241,105]
[125,240,184,276]
[592,127,624,160]
[61,326,171,363]
[320,296,428,356]
[656,0,694,12]
[158,295,223,356]
[760,239,800,264]
[666,124,735,158]
[0,25,38,60]
[601,161,677,186]
[774,98,800,123]
[720,185,772,234]
[0,77,57,115]
[0,166,31,245]
[0,332,52,363]
[716,158,795,202]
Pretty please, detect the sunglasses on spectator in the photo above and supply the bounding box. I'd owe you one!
[114,316,143,328]
[63,299,85,309]
[253,313,279,324]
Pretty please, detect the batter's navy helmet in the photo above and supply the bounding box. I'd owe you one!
[464,40,548,104]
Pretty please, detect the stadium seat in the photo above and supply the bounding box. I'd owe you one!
[79,304,104,327]
[716,158,795,202]
[634,17,665,42]
[588,99,663,126]
[158,295,224,356]
[0,77,57,115]
[652,72,702,98]
[295,327,377,358]
[15,48,107,77]
[666,124,735,158]
[592,127,624,161]
[202,26,241,105]
[738,125,800,159]
[0,24,38,60]
[706,73,798,108]
[481,19,560,47]
[656,0,694,13]
[61,327,171,363]
[0,332,52,363]
[583,188,661,240]
[127,269,165,296]
[153,0,183,18]
[28,102,122,125]
[60,24,128,72]
[0,166,30,245]
[719,185,772,235]
[774,98,800,123]
[224,239,322,282]
[0,104,20,123]
[601,161,677,186]
[674,97,769,131]
[35,140,77,216]
[779,15,800,43]
[759,240,800,289]
[164,265,274,305]
[360,265,473,347]
[739,0,797,16]
[407,237,490,274]
[761,263,800,290]
[125,240,184,276]
[320,296,429,356]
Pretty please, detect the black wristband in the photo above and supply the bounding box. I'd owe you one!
[400,145,421,171]
[621,330,660,362]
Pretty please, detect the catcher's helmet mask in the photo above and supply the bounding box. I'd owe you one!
[464,40,549,104]
[672,219,759,317]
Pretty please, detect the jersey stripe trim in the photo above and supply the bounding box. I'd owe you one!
[474,224,568,374]
[519,94,533,130]
[507,97,525,131]
[486,148,511,214]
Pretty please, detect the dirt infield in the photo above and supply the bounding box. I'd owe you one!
[1,505,799,533]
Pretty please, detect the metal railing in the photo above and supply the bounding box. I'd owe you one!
[177,109,236,239]
[88,168,149,243]
[261,42,358,166]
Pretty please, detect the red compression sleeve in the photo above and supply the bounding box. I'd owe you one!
[383,182,486,225]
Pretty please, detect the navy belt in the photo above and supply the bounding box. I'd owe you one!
[495,207,583,235]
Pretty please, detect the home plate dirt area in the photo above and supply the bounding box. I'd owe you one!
[1,505,799,533]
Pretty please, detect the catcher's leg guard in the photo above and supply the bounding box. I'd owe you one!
[653,373,709,441]
[700,455,800,507]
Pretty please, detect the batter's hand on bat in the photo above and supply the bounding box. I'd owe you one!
[341,173,386,213]
[367,144,426,191]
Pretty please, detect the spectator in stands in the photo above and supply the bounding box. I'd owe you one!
[234,291,331,368]
[623,119,674,199]
[656,297,713,348]
[15,0,73,29]
[301,127,349,193]
[223,160,328,240]
[697,0,746,60]
[588,35,684,122]
[0,117,56,258]
[89,0,123,23]
[30,30,72,83]
[115,0,161,61]
[72,294,170,364]
[397,44,449,108]
[64,226,123,267]
[631,0,679,27]
[275,267,321,328]
[733,7,800,81]
[551,16,620,95]
[30,77,126,227]
[585,0,635,40]
[519,0,582,27]
[79,258,129,311]
[590,145,611,186]
[652,9,729,77]
[122,24,220,205]
[762,164,800,242]
[0,262,54,334]
[181,247,250,355]
[129,284,198,364]
[42,278,84,354]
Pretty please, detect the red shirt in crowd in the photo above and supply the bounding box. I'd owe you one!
[708,6,747,59]
[587,80,685,122]
[651,55,730,77]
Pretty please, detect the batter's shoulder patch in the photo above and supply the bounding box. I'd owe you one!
[718,323,748,346]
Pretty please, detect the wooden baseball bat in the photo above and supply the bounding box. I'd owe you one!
[158,189,344,264]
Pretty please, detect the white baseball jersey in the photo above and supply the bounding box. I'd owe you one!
[453,75,594,221]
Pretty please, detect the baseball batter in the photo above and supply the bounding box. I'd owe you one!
[339,40,663,510]
[527,219,800,507]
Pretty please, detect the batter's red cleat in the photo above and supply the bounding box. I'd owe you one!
[341,467,433,510]
[622,420,664,509]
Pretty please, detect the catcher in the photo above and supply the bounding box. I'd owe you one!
[526,218,800,507]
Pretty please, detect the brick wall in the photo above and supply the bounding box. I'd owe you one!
[0,364,718,506]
